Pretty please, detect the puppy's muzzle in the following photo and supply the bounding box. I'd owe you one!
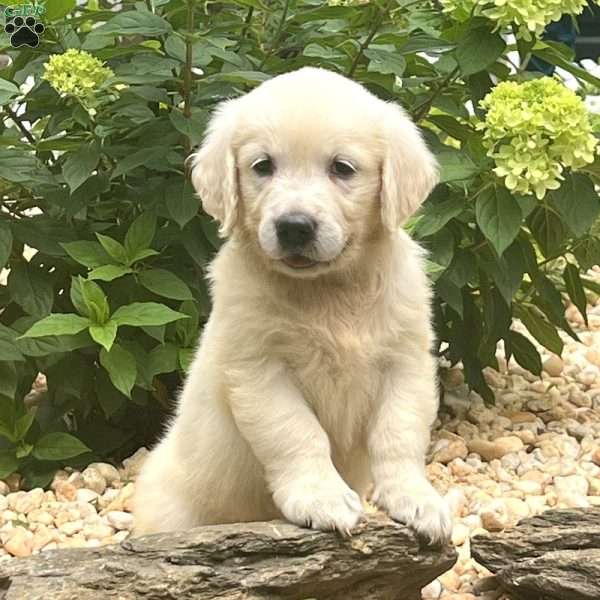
[275,213,317,253]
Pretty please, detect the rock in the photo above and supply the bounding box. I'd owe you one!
[3,528,33,558]
[0,482,9,496]
[468,437,524,462]
[105,511,134,531]
[421,578,442,599]
[0,515,456,600]
[27,509,54,526]
[554,475,589,498]
[452,523,470,546]
[82,523,114,541]
[67,472,85,490]
[121,448,149,480]
[432,440,468,464]
[592,448,600,467]
[4,474,21,493]
[81,468,106,495]
[100,483,134,514]
[472,507,600,600]
[480,501,509,532]
[11,489,44,515]
[75,489,99,504]
[88,463,120,487]
[53,481,77,502]
[543,355,564,377]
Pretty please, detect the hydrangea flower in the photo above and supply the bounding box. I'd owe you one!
[42,49,113,100]
[478,78,598,199]
[440,0,593,40]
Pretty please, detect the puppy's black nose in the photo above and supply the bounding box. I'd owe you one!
[275,213,317,250]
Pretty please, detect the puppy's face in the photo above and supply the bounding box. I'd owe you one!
[191,68,438,279]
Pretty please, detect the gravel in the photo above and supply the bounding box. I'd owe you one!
[2,267,599,600]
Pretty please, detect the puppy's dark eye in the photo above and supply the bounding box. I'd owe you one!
[252,157,275,176]
[331,159,356,178]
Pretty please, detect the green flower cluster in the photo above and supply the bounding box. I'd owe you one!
[479,78,598,199]
[42,49,113,100]
[441,0,593,39]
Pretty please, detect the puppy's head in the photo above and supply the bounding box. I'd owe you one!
[191,67,437,278]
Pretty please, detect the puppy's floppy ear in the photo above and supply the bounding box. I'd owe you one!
[190,99,240,237]
[380,103,439,231]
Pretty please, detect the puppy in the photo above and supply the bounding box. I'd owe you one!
[133,67,452,544]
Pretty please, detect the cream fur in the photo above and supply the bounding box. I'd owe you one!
[133,67,452,544]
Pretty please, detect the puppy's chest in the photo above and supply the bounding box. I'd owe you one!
[273,308,389,445]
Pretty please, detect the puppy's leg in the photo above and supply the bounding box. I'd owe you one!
[368,352,452,544]
[132,439,199,535]
[228,360,363,534]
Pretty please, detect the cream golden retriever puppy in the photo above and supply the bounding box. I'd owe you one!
[133,67,452,544]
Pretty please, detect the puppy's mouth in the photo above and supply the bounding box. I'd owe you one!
[281,255,318,269]
[279,239,352,271]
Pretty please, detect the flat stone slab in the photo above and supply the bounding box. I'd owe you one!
[471,507,600,600]
[0,513,457,600]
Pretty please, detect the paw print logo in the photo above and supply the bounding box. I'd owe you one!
[4,16,45,49]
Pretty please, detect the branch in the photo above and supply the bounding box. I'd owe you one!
[182,0,195,157]
[347,0,394,78]
[0,515,457,600]
[2,107,36,145]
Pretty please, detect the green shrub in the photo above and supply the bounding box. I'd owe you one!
[1,0,599,487]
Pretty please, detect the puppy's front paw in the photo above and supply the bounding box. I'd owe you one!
[274,474,363,535]
[373,481,452,545]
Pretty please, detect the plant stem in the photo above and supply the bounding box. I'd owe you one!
[3,107,36,145]
[413,67,460,122]
[347,0,393,78]
[182,0,194,157]
[258,0,290,70]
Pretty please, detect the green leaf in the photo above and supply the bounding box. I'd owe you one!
[436,150,480,183]
[0,221,12,269]
[528,206,566,258]
[516,305,563,355]
[61,241,112,268]
[99,344,137,398]
[169,109,207,147]
[80,278,110,324]
[564,263,588,327]
[364,47,406,76]
[45,0,76,20]
[413,195,465,238]
[139,269,193,301]
[95,233,127,264]
[14,411,36,442]
[111,147,166,178]
[506,330,542,376]
[476,187,522,256]
[0,450,18,480]
[0,79,20,105]
[88,265,132,282]
[0,363,17,408]
[166,178,199,229]
[124,212,156,260]
[179,348,195,372]
[112,302,189,327]
[130,248,159,263]
[549,174,600,237]
[456,27,506,76]
[89,320,118,352]
[0,324,24,361]
[62,144,100,193]
[20,314,91,338]
[32,432,90,461]
[8,263,53,318]
[148,343,179,377]
[96,11,172,36]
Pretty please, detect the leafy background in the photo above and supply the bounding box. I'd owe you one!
[0,0,599,488]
